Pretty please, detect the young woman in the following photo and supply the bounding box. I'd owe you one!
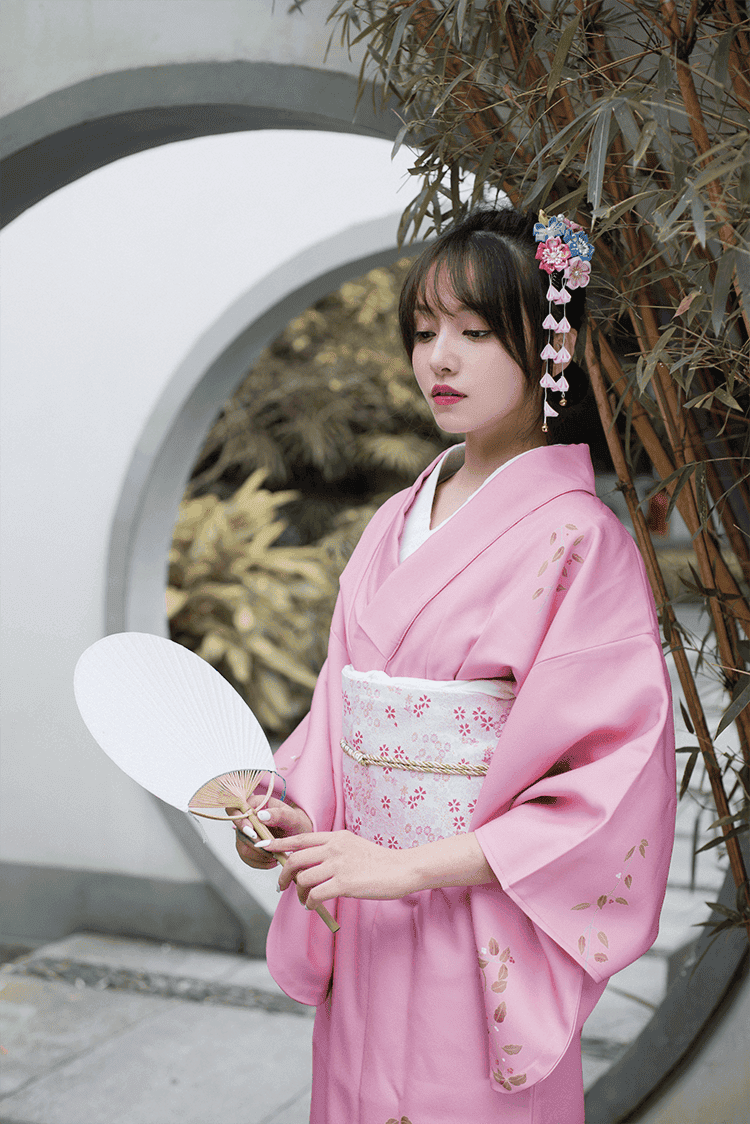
[233,208,676,1124]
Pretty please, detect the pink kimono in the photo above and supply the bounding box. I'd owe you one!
[266,444,676,1124]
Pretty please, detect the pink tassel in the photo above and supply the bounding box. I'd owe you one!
[541,343,558,360]
[542,313,559,330]
[556,316,571,332]
[546,283,561,302]
[555,375,569,392]
[554,286,571,305]
[540,372,557,389]
[555,345,571,364]
[544,401,559,418]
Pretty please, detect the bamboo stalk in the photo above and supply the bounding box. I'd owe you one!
[597,336,750,640]
[586,334,750,938]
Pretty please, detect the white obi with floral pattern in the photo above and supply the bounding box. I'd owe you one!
[341,666,516,849]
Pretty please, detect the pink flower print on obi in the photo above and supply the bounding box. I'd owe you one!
[341,667,514,847]
[342,692,352,715]
[413,694,431,717]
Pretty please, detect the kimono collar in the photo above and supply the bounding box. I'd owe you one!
[346,443,597,664]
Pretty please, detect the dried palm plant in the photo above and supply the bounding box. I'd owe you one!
[188,261,448,542]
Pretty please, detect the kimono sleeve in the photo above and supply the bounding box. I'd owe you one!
[265,595,349,1005]
[474,630,676,984]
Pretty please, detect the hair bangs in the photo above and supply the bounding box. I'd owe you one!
[399,228,543,380]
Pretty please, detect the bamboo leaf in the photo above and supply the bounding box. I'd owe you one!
[665,463,698,523]
[713,386,742,411]
[632,119,657,170]
[470,141,499,208]
[391,120,412,160]
[695,824,749,853]
[613,99,641,152]
[386,1,422,70]
[712,250,735,336]
[637,325,676,393]
[524,165,559,208]
[455,0,471,41]
[597,190,658,229]
[679,748,700,799]
[714,28,737,88]
[546,12,581,103]
[692,153,747,194]
[716,671,750,737]
[734,248,750,312]
[688,186,706,248]
[588,104,612,215]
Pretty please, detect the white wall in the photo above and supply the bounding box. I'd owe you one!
[0,0,359,117]
[0,129,413,882]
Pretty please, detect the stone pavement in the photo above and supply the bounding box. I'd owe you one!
[0,934,314,1124]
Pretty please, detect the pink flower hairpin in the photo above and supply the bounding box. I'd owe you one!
[534,211,594,432]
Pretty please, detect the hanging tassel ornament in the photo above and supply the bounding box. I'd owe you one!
[533,211,594,428]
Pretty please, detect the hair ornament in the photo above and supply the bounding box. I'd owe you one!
[534,209,594,431]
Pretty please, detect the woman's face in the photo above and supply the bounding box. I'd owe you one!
[411,273,540,445]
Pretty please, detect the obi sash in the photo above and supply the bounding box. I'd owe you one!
[340,666,516,848]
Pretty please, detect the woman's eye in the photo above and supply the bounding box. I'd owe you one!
[414,330,434,341]
[464,330,492,339]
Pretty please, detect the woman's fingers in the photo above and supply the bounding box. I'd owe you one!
[233,826,279,869]
[262,830,414,906]
[227,796,313,839]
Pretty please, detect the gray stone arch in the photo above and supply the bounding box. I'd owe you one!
[0,61,395,227]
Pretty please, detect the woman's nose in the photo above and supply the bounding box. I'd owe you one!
[430,330,456,372]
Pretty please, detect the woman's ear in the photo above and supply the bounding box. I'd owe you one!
[552,328,578,376]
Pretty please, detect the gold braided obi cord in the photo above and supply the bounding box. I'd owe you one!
[341,666,515,849]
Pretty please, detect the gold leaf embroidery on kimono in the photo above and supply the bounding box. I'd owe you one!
[478,940,528,1091]
[573,839,649,964]
[532,524,586,609]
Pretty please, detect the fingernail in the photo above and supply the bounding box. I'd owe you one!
[254,839,272,849]
[257,810,272,822]
[276,883,283,893]
[240,826,258,840]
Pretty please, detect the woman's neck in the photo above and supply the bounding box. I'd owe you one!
[460,431,547,487]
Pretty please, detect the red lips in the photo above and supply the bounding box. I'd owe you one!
[431,384,465,398]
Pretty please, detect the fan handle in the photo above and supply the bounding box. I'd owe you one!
[243,808,341,935]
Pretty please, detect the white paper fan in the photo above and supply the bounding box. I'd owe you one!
[74,632,339,933]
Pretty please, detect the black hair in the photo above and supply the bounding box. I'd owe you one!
[398,208,587,395]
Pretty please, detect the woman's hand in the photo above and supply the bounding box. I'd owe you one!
[255,830,416,909]
[255,829,497,906]
[228,796,313,870]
